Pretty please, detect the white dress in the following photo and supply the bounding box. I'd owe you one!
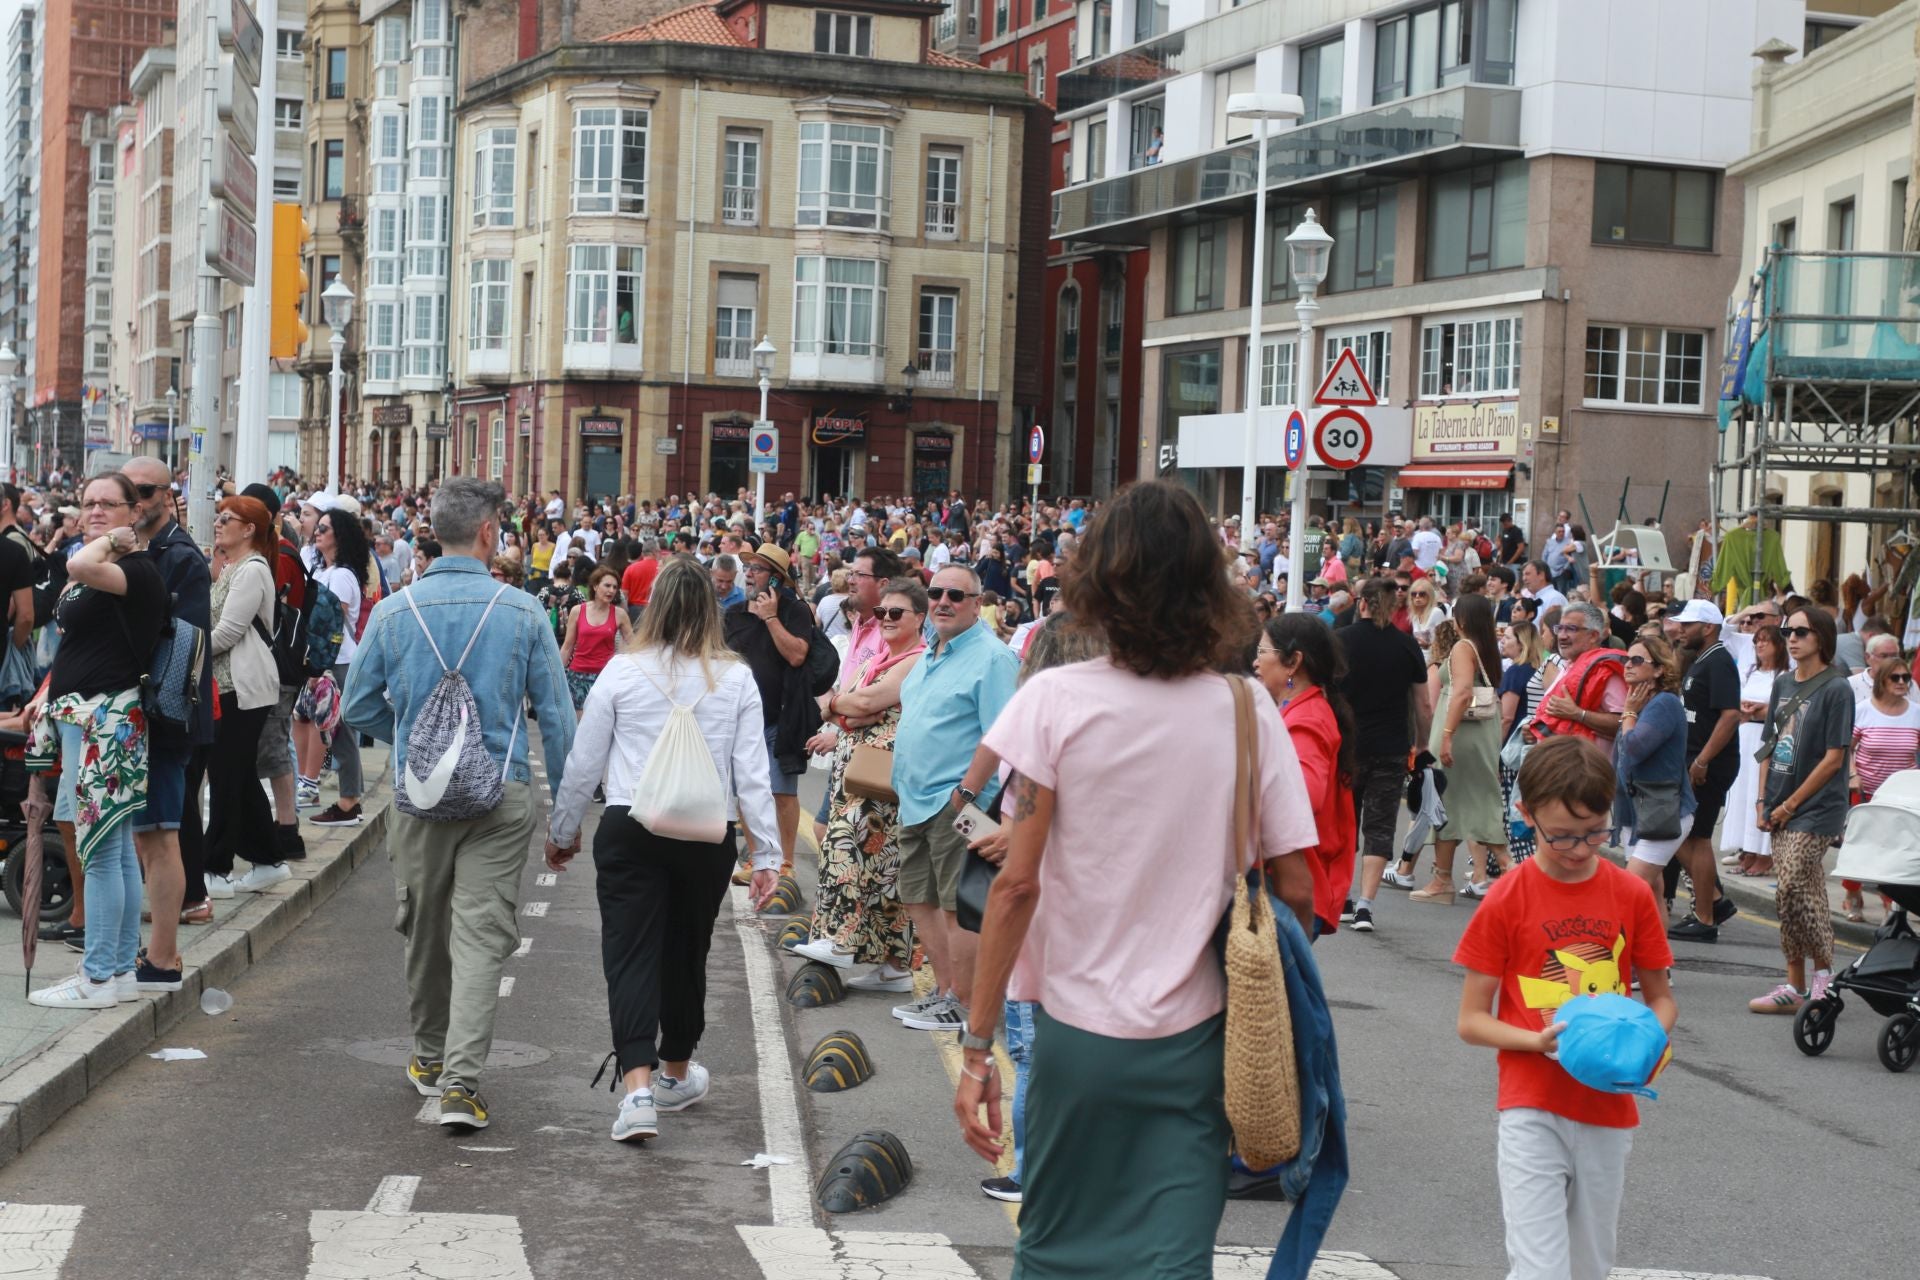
[1723,666,1777,855]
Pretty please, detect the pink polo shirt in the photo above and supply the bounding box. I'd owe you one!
[839,612,888,690]
[984,660,1319,1040]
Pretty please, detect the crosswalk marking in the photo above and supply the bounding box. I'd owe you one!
[534,873,556,886]
[1214,1247,1398,1278]
[307,1210,534,1279]
[365,1176,420,1215]
[0,1203,83,1279]
[738,1227,979,1277]
[513,936,533,957]
[1610,1272,1776,1279]
[498,976,516,997]
[414,1098,439,1124]
[522,901,549,917]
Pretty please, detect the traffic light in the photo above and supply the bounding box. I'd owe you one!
[270,204,311,359]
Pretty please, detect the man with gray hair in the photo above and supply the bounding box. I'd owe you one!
[344,477,576,1131]
[1538,601,1629,747]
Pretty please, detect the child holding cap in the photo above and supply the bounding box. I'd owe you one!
[1454,736,1677,1280]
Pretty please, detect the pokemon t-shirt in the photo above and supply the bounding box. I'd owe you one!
[1454,858,1672,1128]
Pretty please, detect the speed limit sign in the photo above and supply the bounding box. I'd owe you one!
[1312,408,1372,470]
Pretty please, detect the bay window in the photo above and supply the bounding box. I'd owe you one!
[798,122,893,231]
[565,244,645,370]
[468,259,510,352]
[472,128,516,228]
[572,108,649,215]
[793,257,888,380]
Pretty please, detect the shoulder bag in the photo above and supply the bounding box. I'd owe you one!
[1461,642,1498,722]
[842,742,898,804]
[1753,664,1846,764]
[1221,674,1302,1171]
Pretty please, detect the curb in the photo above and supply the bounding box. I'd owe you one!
[1712,862,1881,951]
[0,797,390,1171]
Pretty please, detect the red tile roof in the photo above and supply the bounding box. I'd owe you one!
[605,3,744,47]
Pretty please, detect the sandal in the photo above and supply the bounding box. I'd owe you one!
[1842,893,1866,924]
[180,901,214,926]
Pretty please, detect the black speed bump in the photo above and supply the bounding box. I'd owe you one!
[777,916,812,951]
[786,961,846,1008]
[804,1031,873,1092]
[760,874,804,915]
[816,1129,913,1212]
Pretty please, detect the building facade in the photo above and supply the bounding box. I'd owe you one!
[80,111,113,457]
[116,48,177,462]
[0,2,39,470]
[1051,0,1896,542]
[447,0,1042,506]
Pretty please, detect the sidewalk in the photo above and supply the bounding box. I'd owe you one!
[0,748,392,1170]
[1707,843,1883,952]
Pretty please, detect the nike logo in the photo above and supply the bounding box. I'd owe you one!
[405,707,467,811]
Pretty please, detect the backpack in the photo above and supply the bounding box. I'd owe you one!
[395,585,519,822]
[630,660,728,842]
[115,597,207,736]
[4,526,54,629]
[1474,534,1494,562]
[302,566,347,675]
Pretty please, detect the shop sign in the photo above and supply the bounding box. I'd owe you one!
[425,417,451,439]
[712,419,752,442]
[811,415,866,447]
[371,403,412,428]
[914,432,954,453]
[579,415,623,437]
[135,422,171,442]
[1411,400,1519,461]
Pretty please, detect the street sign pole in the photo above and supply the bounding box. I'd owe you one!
[235,2,276,488]
[1289,293,1319,615]
[1028,424,1044,515]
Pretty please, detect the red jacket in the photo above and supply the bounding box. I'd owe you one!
[1281,686,1356,936]
[1531,647,1627,742]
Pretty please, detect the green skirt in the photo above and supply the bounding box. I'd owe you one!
[1014,1007,1229,1280]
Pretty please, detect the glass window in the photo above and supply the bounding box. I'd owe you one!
[276,29,302,60]
[715,274,757,372]
[274,99,302,131]
[793,257,887,356]
[1591,163,1715,249]
[1419,315,1522,396]
[326,49,347,98]
[797,122,893,232]
[1162,348,1223,460]
[407,295,446,380]
[1374,1,1514,104]
[1214,64,1256,147]
[925,147,961,239]
[1170,219,1225,314]
[322,140,344,200]
[571,108,649,215]
[1085,119,1107,182]
[1583,325,1705,409]
[918,290,958,384]
[815,12,873,56]
[1134,0,1168,43]
[1328,187,1397,292]
[469,259,510,350]
[566,245,645,346]
[1259,338,1296,408]
[1298,37,1344,123]
[525,129,541,224]
[1323,328,1392,399]
[1130,97,1163,170]
[723,130,760,225]
[1258,198,1307,304]
[1425,159,1526,278]
[473,128,516,228]
[268,372,301,417]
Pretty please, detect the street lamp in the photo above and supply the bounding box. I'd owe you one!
[1284,206,1334,615]
[322,277,355,494]
[165,385,178,470]
[1225,91,1304,563]
[0,342,15,484]
[752,334,776,519]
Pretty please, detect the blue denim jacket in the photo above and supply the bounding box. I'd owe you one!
[342,556,574,799]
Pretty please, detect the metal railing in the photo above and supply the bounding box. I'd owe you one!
[917,348,956,387]
[925,201,959,239]
[722,185,758,224]
[1062,329,1078,361]
[715,335,753,377]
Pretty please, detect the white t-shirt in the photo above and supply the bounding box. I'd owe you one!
[1411,528,1443,570]
[545,497,564,520]
[1528,585,1569,612]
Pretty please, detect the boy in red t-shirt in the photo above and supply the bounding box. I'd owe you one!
[1455,736,1677,1280]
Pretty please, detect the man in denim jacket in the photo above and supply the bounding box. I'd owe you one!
[344,477,575,1131]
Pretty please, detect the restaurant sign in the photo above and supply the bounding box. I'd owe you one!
[1412,400,1519,461]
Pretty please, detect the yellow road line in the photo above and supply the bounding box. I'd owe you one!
[1725,909,1865,953]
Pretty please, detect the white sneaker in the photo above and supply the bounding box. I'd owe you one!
[654,1062,710,1113]
[847,964,914,994]
[206,874,236,900]
[234,862,293,893]
[891,991,946,1022]
[792,938,856,969]
[296,783,321,809]
[28,972,117,1009]
[113,970,138,1003]
[1382,871,1418,890]
[612,1088,659,1142]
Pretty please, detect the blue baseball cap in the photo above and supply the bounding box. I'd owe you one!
[1554,993,1671,1100]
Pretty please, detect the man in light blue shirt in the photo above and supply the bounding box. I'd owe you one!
[890,564,1019,1032]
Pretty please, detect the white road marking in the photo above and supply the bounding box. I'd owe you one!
[1610,1272,1777,1279]
[0,1203,84,1279]
[458,1146,515,1153]
[522,901,549,917]
[535,873,556,886]
[513,936,533,957]
[1213,1247,1399,1278]
[730,886,813,1229]
[364,1176,420,1215]
[414,1099,440,1124]
[307,1211,533,1279]
[497,976,515,997]
[738,1227,979,1277]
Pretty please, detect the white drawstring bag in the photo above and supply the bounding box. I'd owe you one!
[631,661,728,843]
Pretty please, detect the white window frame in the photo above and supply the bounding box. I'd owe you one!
[274,98,302,131]
[468,259,510,352]
[564,244,645,372]
[815,12,873,56]
[472,127,516,228]
[267,371,301,417]
[1419,312,1522,398]
[367,301,400,384]
[723,129,760,226]
[917,289,958,387]
[715,274,758,377]
[1259,336,1297,408]
[925,146,961,240]
[1582,324,1706,411]
[406,294,447,381]
[490,414,507,481]
[798,122,893,233]
[571,107,649,216]
[793,256,888,382]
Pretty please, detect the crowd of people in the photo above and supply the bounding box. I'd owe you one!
[2,457,1908,1280]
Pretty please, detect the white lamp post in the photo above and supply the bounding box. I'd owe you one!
[1284,207,1334,615]
[1225,92,1304,559]
[752,334,776,522]
[165,385,178,469]
[0,343,15,485]
[322,277,356,494]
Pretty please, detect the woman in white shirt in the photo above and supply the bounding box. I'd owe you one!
[1723,622,1785,876]
[545,556,783,1147]
[293,505,368,828]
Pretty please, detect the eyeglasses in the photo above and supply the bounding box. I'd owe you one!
[82,500,129,511]
[1554,623,1590,634]
[875,606,919,622]
[929,587,978,604]
[1623,655,1651,668]
[1256,643,1280,657]
[1536,827,1617,852]
[1780,626,1816,639]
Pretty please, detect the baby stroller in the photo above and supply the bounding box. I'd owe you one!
[1793,770,1920,1072]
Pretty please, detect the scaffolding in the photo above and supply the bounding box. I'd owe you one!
[1715,248,1920,598]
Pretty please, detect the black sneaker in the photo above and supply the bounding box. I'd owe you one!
[980,1175,1022,1203]
[310,803,363,827]
[1668,916,1719,943]
[40,921,84,951]
[1711,894,1738,926]
[276,824,308,862]
[438,1085,489,1129]
[1339,899,1356,924]
[1349,906,1374,933]
[134,957,184,992]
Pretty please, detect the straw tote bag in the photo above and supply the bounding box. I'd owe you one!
[1221,675,1302,1170]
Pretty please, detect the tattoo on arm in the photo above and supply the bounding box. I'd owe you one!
[1012,774,1038,824]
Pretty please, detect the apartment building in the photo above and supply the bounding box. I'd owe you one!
[448,0,1043,505]
[1050,0,1897,539]
[33,0,175,471]
[80,112,113,456]
[115,47,176,461]
[0,3,38,470]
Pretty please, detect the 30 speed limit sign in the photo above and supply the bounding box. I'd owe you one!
[1312,408,1372,470]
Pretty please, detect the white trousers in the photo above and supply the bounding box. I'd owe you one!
[1497,1107,1634,1280]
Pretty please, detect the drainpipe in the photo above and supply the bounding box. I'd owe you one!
[980,105,994,494]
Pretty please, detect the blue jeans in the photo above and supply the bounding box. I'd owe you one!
[1004,999,1036,1182]
[59,721,140,983]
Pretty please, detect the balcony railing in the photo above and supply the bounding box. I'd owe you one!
[917,348,956,388]
[1062,328,1078,361]
[1053,86,1521,239]
[715,335,753,377]
[722,185,758,225]
[1759,250,1920,381]
[925,201,959,239]
[1058,0,1298,116]
[1104,322,1122,356]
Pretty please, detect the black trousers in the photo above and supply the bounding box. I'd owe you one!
[594,807,735,1073]
[204,694,273,882]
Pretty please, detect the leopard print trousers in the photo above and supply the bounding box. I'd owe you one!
[1773,829,1835,968]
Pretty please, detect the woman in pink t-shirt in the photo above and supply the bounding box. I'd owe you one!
[954,481,1317,1278]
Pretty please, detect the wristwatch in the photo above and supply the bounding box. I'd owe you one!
[958,1029,995,1053]
[955,785,978,807]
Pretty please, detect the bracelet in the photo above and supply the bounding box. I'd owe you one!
[960,1062,995,1084]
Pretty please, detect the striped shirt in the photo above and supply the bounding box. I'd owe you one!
[1852,700,1920,799]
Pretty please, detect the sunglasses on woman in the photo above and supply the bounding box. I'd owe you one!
[1891,672,1914,685]
[1780,626,1816,639]
[1623,655,1652,667]
[875,606,919,622]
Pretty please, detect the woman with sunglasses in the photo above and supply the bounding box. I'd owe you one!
[1407,578,1450,664]
[789,579,927,986]
[293,505,372,828]
[1614,635,1695,902]
[1723,623,1785,878]
[1843,655,1920,921]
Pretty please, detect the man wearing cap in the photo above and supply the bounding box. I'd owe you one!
[1670,599,1741,942]
[724,544,818,871]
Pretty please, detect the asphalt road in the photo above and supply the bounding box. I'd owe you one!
[0,742,1912,1280]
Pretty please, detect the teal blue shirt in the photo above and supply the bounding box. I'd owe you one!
[892,620,1020,825]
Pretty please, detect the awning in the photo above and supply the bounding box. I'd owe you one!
[1396,462,1513,491]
